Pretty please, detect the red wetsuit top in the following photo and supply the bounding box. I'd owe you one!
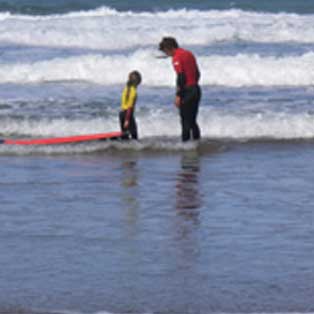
[172,48,200,96]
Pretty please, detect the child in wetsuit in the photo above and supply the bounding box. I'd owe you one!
[119,71,142,140]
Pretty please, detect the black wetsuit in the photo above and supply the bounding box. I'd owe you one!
[173,48,201,142]
[180,85,201,142]
[119,111,138,140]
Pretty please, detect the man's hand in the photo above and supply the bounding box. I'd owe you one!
[124,120,129,129]
[175,96,182,108]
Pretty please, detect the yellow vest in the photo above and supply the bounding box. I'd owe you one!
[121,85,137,111]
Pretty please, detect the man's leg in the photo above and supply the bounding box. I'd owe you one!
[180,104,191,142]
[191,87,201,140]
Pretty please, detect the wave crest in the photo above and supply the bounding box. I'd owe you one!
[1,51,314,87]
[0,8,314,50]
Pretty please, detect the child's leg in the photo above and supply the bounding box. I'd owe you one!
[129,115,138,140]
[119,111,130,139]
[119,111,125,131]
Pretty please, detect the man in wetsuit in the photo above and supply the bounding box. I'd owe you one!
[159,37,201,142]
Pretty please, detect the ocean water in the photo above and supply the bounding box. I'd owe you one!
[0,1,314,314]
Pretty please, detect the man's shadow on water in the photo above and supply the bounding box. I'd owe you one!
[175,151,202,225]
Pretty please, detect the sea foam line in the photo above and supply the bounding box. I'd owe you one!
[0,6,310,20]
[2,109,314,140]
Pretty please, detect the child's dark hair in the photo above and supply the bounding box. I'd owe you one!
[127,70,142,86]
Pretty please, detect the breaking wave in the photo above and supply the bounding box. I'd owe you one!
[1,8,314,50]
[1,51,314,87]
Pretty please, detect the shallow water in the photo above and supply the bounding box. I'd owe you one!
[0,142,313,314]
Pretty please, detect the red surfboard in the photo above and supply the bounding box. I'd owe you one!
[0,131,123,145]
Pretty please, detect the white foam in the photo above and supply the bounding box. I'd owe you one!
[198,109,314,140]
[0,116,118,137]
[198,52,314,87]
[1,50,314,87]
[0,8,314,50]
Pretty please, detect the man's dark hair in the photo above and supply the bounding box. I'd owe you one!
[159,37,179,52]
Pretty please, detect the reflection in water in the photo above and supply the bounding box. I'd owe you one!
[176,151,202,220]
[121,160,139,237]
[122,160,138,189]
[174,151,202,272]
